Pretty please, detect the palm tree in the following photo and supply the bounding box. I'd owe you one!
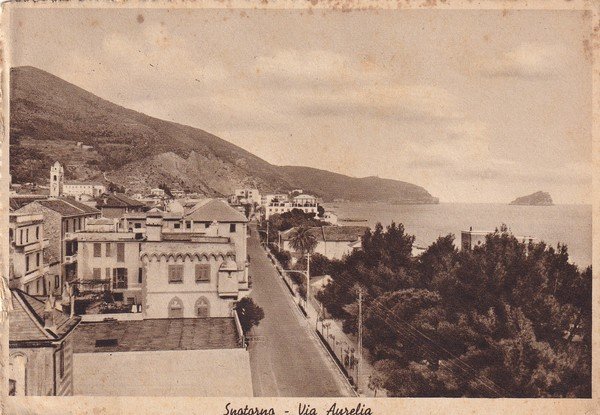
[289,226,317,257]
[289,226,318,304]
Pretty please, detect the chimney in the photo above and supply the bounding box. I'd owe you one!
[43,297,57,332]
[146,214,163,241]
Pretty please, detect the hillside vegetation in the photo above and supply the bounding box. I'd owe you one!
[10,66,438,203]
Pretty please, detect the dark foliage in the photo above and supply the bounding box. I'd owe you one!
[235,297,265,334]
[318,223,592,398]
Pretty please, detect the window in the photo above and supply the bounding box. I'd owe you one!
[174,223,181,229]
[113,268,128,289]
[105,243,111,257]
[9,229,13,243]
[134,223,142,229]
[35,226,40,240]
[25,256,30,272]
[195,297,210,318]
[36,279,41,294]
[195,264,210,283]
[230,223,237,233]
[65,220,70,233]
[95,339,118,347]
[36,253,40,267]
[55,275,60,289]
[168,297,184,318]
[25,229,29,243]
[205,223,210,229]
[9,379,16,396]
[93,268,101,279]
[93,243,102,257]
[116,243,125,262]
[168,265,184,283]
[138,268,143,284]
[186,221,192,229]
[105,268,111,279]
[19,229,23,245]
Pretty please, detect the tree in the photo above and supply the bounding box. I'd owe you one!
[288,226,318,257]
[235,297,265,334]
[317,205,325,217]
[318,223,592,398]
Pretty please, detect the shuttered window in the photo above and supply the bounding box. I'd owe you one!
[93,243,101,257]
[116,243,125,262]
[93,268,101,279]
[195,264,211,282]
[168,265,184,283]
[105,243,112,257]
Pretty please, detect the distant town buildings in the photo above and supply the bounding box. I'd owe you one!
[50,161,105,200]
[461,227,537,251]
[264,193,320,220]
[95,193,146,218]
[234,188,261,205]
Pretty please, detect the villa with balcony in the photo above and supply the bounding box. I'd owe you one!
[75,199,250,319]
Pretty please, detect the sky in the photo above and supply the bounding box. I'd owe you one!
[7,7,593,203]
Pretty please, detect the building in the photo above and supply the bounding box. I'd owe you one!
[260,193,288,207]
[50,162,64,198]
[75,199,250,318]
[461,228,537,251]
[234,188,261,205]
[322,211,338,225]
[280,225,369,261]
[265,194,319,220]
[15,198,101,290]
[8,289,81,396]
[63,182,106,200]
[71,318,252,396]
[95,193,146,219]
[50,161,106,200]
[8,213,51,295]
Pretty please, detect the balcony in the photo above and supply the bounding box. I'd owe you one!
[23,238,49,253]
[64,232,77,241]
[64,253,78,264]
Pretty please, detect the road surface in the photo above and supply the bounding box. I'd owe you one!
[246,225,352,397]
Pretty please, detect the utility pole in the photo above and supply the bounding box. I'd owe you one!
[306,251,311,308]
[266,220,269,246]
[357,286,363,391]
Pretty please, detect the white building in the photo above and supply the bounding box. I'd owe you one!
[280,225,369,261]
[234,188,261,205]
[265,194,319,219]
[261,193,288,207]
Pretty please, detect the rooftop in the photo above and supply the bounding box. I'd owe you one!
[96,193,146,209]
[185,199,248,223]
[36,197,100,216]
[9,289,80,343]
[72,318,241,353]
[281,225,369,242]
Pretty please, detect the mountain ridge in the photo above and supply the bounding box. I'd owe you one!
[10,66,438,203]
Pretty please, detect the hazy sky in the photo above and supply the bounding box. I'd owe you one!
[8,7,593,203]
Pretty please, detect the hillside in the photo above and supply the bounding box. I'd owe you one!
[509,191,554,206]
[10,66,438,203]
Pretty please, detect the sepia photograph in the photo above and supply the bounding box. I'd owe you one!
[0,1,597,413]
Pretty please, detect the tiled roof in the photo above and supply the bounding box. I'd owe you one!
[9,195,48,211]
[96,193,146,208]
[281,226,368,242]
[72,318,241,353]
[185,199,248,223]
[9,289,80,343]
[37,197,100,216]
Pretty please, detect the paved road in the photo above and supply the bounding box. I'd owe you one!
[246,225,351,397]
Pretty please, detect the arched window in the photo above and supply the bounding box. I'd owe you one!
[195,297,210,318]
[168,297,184,318]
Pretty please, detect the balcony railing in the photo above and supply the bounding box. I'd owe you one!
[64,253,78,264]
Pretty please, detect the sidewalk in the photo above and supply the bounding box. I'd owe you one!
[264,246,385,397]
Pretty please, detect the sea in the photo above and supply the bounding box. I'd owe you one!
[322,202,592,268]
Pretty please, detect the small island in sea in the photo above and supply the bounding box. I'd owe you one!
[509,191,554,206]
